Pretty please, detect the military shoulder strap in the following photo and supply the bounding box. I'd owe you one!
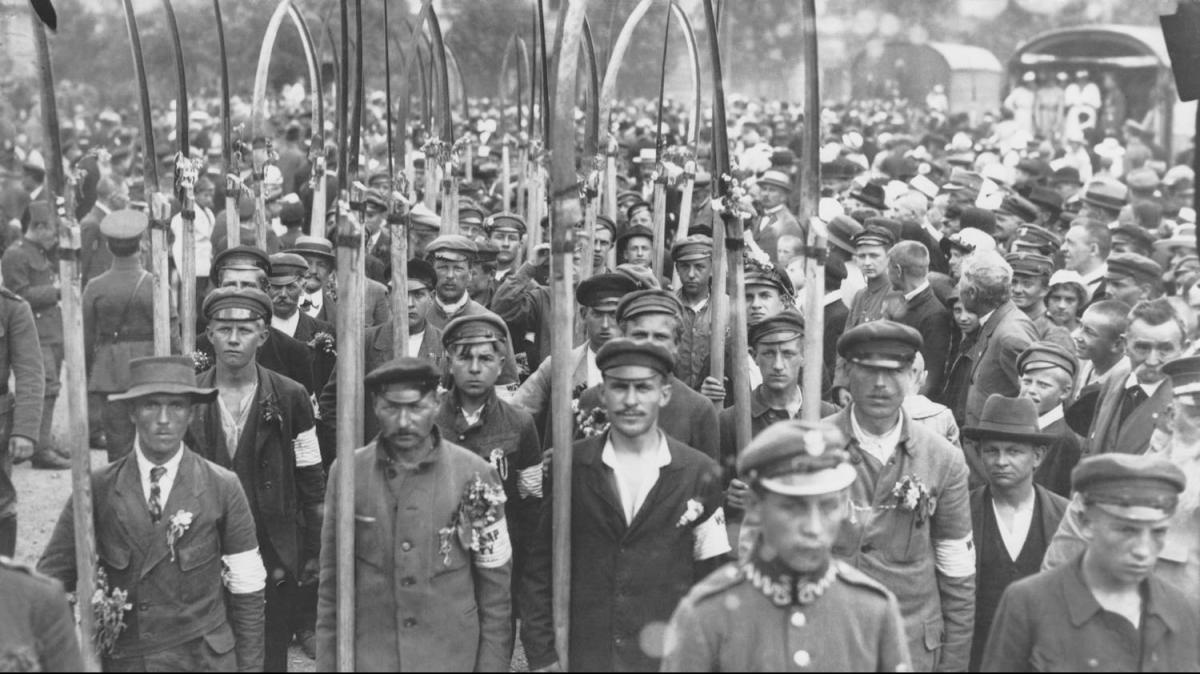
[686,562,746,605]
[833,559,895,600]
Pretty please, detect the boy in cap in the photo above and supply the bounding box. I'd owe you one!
[825,320,975,672]
[84,209,171,461]
[1007,251,1075,351]
[267,252,337,398]
[962,394,1069,671]
[434,314,542,596]
[1017,342,1083,497]
[575,289,721,460]
[615,225,654,270]
[672,234,714,389]
[662,420,911,672]
[1104,252,1164,306]
[520,339,729,672]
[485,212,526,283]
[317,357,513,672]
[187,287,325,670]
[39,356,266,671]
[982,455,1198,671]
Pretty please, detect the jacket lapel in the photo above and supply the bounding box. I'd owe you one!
[578,437,627,539]
[110,456,154,556]
[1115,381,1171,454]
[139,452,199,580]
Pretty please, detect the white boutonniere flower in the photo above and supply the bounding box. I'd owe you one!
[677,498,705,528]
[167,510,194,562]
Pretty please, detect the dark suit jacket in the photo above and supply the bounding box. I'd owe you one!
[1086,368,1172,457]
[1035,417,1082,497]
[187,365,325,578]
[893,285,953,396]
[37,449,264,669]
[289,312,336,398]
[317,279,391,329]
[963,302,1038,428]
[519,432,726,671]
[969,485,1068,565]
[197,327,315,393]
[752,207,805,266]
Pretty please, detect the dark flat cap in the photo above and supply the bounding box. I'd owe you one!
[100,209,148,240]
[615,289,684,323]
[409,203,441,231]
[836,320,923,369]
[202,286,272,322]
[1164,355,1200,396]
[595,337,674,376]
[670,235,713,263]
[595,215,617,237]
[1005,251,1054,278]
[458,205,486,225]
[615,225,654,248]
[267,252,309,285]
[406,258,437,290]
[849,182,887,210]
[442,312,509,348]
[1072,454,1186,522]
[1013,224,1062,252]
[1000,194,1039,223]
[1049,166,1082,186]
[827,215,864,254]
[749,309,805,346]
[474,241,500,265]
[852,223,896,249]
[426,235,478,262]
[737,420,855,496]
[576,272,638,308]
[625,201,652,222]
[959,207,997,235]
[1017,341,1078,379]
[279,193,305,226]
[1105,252,1162,285]
[364,356,442,393]
[1026,185,1064,214]
[485,212,526,235]
[744,259,795,298]
[1110,225,1155,253]
[211,245,271,284]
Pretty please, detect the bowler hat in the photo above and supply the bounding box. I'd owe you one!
[1080,179,1129,213]
[962,394,1052,444]
[287,236,336,263]
[108,356,217,402]
[849,182,887,210]
[758,170,792,193]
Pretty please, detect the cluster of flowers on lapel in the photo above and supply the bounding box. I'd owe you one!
[676,498,705,528]
[92,566,132,655]
[190,350,212,374]
[571,398,609,438]
[166,510,194,562]
[307,331,337,357]
[261,395,282,426]
[890,474,937,527]
[437,474,508,565]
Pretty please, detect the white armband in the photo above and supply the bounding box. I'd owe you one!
[293,427,322,468]
[934,534,975,578]
[693,507,732,561]
[518,464,543,499]
[222,548,267,594]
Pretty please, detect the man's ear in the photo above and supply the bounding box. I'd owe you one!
[1032,444,1047,469]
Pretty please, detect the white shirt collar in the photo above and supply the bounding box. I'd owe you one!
[849,408,903,465]
[134,439,185,506]
[1037,405,1064,430]
[978,309,997,327]
[764,204,785,215]
[990,491,1037,561]
[1124,372,1165,398]
[601,431,672,524]
[436,292,471,317]
[271,310,301,338]
[904,280,930,302]
[301,289,323,317]
[1080,263,1106,286]
[408,330,425,356]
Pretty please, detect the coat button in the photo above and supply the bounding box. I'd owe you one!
[790,612,806,628]
[793,650,810,667]
[403,618,417,628]
[1088,659,1099,668]
[401,541,412,552]
[401,577,415,586]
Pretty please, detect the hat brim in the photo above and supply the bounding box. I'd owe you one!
[289,248,336,262]
[108,383,218,403]
[758,464,857,497]
[961,426,1053,444]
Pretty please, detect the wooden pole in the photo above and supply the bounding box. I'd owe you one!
[709,211,728,386]
[150,194,172,356]
[33,14,98,670]
[212,0,238,249]
[334,200,363,673]
[650,178,667,277]
[799,0,825,421]
[501,143,512,211]
[177,156,197,355]
[580,191,598,280]
[311,152,328,240]
[670,166,695,289]
[727,215,751,449]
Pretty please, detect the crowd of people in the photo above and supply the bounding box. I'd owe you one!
[2,47,1200,673]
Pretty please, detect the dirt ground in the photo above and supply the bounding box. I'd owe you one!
[12,392,527,672]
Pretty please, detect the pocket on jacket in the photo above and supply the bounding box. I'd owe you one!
[99,538,131,571]
[202,623,236,655]
[178,531,219,572]
[353,518,385,569]
[923,617,944,651]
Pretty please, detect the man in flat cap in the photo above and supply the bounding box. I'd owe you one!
[317,357,513,671]
[521,339,730,672]
[201,245,316,393]
[662,419,911,672]
[982,454,1198,671]
[1104,252,1165,306]
[459,204,488,243]
[187,287,324,670]
[267,252,337,397]
[486,213,526,284]
[362,188,392,284]
[1086,298,1183,456]
[575,289,721,460]
[615,224,654,270]
[672,234,714,390]
[84,209,170,461]
[828,222,898,404]
[825,320,975,672]
[1007,251,1074,351]
[469,241,500,307]
[720,310,838,555]
[753,170,805,266]
[962,394,1069,671]
[510,272,638,441]
[212,192,281,255]
[1110,224,1156,259]
[1017,342,1083,497]
[435,314,542,601]
[39,356,266,671]
[2,200,68,469]
[888,240,954,396]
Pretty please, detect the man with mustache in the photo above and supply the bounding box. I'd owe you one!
[982,454,1197,671]
[662,419,911,672]
[267,253,336,398]
[317,357,513,671]
[287,235,389,329]
[520,339,730,672]
[186,287,324,671]
[962,394,1068,671]
[1086,298,1184,456]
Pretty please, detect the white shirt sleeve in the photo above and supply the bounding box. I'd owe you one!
[222,548,267,594]
[693,507,732,561]
[934,534,976,578]
[292,427,322,468]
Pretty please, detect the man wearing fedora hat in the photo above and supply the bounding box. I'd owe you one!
[287,235,390,329]
[962,394,1069,671]
[39,356,267,671]
[187,287,325,670]
[753,169,805,266]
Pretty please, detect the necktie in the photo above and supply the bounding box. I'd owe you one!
[1118,386,1148,426]
[149,466,166,523]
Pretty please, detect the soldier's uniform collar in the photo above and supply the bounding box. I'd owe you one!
[742,547,838,608]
